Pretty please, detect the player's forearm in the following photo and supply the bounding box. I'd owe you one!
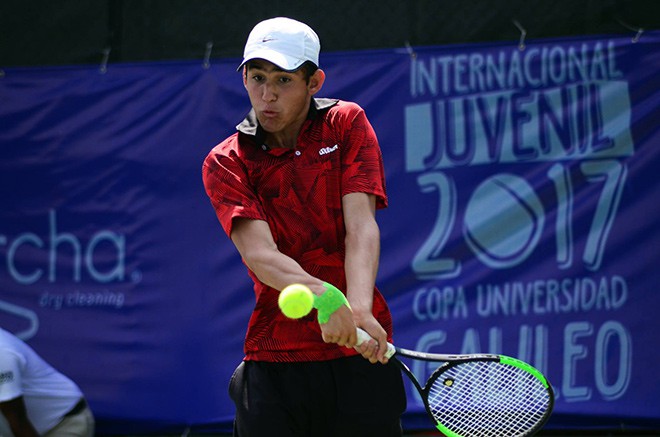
[230,218,326,295]
[344,220,380,315]
[243,247,327,295]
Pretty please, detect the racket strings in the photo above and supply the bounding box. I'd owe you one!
[426,361,550,436]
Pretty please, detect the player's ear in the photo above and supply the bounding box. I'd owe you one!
[308,69,325,95]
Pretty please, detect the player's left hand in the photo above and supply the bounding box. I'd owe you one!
[352,313,389,364]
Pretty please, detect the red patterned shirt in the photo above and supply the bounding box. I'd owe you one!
[202,98,392,362]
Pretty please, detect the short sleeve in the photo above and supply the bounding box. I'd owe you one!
[202,143,266,237]
[339,105,388,209]
[0,348,23,402]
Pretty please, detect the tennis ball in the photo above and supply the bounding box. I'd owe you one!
[278,283,314,319]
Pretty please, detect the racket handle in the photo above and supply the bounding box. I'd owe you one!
[355,327,396,359]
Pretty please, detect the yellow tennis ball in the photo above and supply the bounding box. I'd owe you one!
[278,283,314,319]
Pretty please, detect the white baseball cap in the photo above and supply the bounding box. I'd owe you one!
[238,17,320,71]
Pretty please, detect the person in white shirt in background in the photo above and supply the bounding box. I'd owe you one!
[0,327,94,437]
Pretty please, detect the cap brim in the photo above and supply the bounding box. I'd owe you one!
[237,49,305,72]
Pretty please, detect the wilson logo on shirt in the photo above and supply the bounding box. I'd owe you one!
[319,144,339,156]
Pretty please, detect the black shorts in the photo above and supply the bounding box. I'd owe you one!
[229,355,407,437]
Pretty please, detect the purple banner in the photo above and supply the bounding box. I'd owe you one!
[1,31,659,433]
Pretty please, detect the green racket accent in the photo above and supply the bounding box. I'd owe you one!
[500,355,550,389]
[426,357,553,436]
[355,327,554,436]
[314,282,350,324]
[436,422,460,437]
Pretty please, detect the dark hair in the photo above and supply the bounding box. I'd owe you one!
[298,61,319,81]
[244,60,319,83]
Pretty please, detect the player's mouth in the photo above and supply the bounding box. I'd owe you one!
[257,105,279,118]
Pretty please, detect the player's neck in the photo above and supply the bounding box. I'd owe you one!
[264,118,307,149]
[262,98,311,149]
[265,132,298,149]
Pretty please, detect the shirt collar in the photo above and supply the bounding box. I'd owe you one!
[236,98,339,143]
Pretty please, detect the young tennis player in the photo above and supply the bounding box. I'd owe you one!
[202,16,406,437]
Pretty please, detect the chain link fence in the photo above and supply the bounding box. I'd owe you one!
[1,0,656,67]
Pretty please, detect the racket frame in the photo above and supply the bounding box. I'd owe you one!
[356,328,554,436]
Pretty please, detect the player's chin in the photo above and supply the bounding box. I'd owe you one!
[256,115,282,131]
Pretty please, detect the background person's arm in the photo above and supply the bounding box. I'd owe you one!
[0,396,40,437]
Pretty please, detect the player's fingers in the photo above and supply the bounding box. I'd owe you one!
[376,337,390,364]
[361,350,378,363]
[325,330,353,347]
[363,338,379,363]
[369,348,380,363]
[336,335,349,347]
[345,328,358,348]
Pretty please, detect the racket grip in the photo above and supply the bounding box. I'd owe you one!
[355,327,396,359]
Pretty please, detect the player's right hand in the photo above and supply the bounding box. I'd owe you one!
[320,305,357,348]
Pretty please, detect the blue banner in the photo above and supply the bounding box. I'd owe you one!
[1,32,659,433]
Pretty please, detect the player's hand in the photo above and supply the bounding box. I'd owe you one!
[320,305,357,348]
[353,313,389,364]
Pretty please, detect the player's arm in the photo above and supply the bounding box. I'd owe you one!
[342,192,389,364]
[229,218,357,346]
[0,397,40,437]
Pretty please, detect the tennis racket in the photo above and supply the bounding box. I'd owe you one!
[356,328,554,437]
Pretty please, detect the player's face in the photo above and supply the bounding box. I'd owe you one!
[244,60,323,140]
